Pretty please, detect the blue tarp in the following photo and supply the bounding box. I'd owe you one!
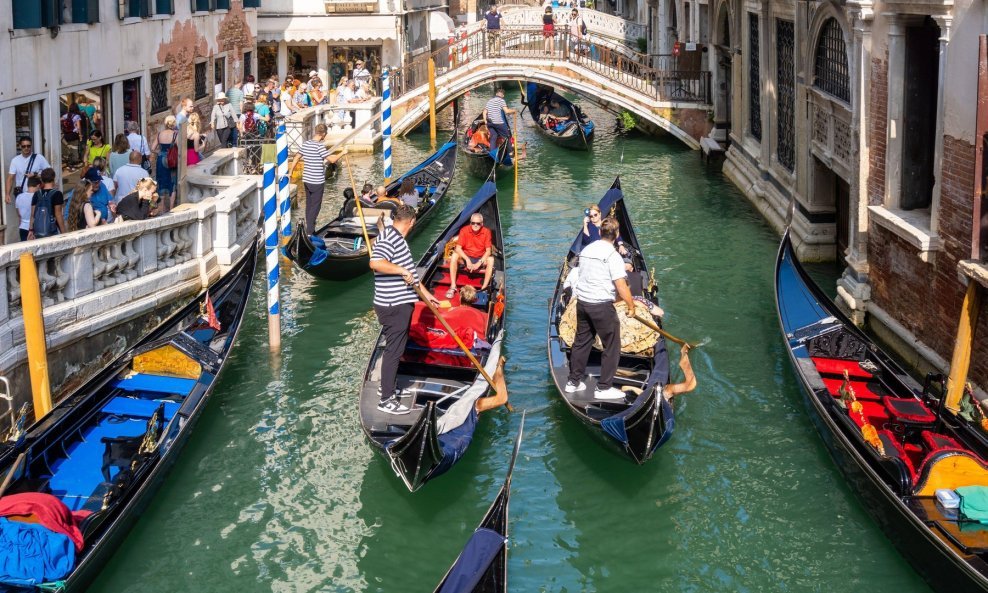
[431,408,479,480]
[0,518,75,587]
[437,527,505,593]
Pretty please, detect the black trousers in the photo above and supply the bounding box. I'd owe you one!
[487,122,510,152]
[375,303,414,401]
[304,182,325,234]
[568,300,620,390]
[216,127,232,148]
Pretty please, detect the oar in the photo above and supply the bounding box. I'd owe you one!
[342,153,373,258]
[413,283,511,411]
[512,111,519,205]
[0,453,26,498]
[633,312,700,349]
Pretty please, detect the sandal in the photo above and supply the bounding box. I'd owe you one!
[445,287,456,299]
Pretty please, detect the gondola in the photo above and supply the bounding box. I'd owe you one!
[433,412,524,593]
[523,82,594,150]
[546,177,672,463]
[285,132,458,281]
[0,243,257,591]
[359,179,506,492]
[775,228,988,593]
[459,112,513,179]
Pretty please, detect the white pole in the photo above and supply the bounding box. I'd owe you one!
[276,124,292,243]
[382,69,393,181]
[263,163,281,352]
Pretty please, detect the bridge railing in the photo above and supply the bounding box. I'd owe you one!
[389,27,711,105]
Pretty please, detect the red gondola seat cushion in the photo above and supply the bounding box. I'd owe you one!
[811,357,874,379]
[884,397,936,424]
[877,430,917,483]
[921,431,963,453]
[849,400,890,429]
[821,378,883,401]
[409,302,488,351]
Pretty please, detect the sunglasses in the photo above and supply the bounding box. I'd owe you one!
[20,144,31,149]
[589,211,600,217]
[470,221,483,226]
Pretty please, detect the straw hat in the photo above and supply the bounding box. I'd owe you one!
[216,91,228,101]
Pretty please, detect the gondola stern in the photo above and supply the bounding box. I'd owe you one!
[385,401,444,492]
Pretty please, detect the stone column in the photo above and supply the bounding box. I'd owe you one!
[278,41,288,83]
[884,14,906,209]
[657,0,671,54]
[758,5,771,169]
[793,0,810,215]
[929,16,952,233]
[317,41,330,90]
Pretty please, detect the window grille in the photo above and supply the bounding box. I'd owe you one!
[814,18,850,102]
[776,19,796,171]
[151,71,169,114]
[195,62,208,99]
[748,13,761,141]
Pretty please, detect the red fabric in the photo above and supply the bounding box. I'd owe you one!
[408,302,488,350]
[821,378,882,401]
[0,492,90,551]
[812,357,873,379]
[921,431,963,452]
[883,397,936,424]
[878,430,917,482]
[457,225,492,259]
[402,349,476,368]
[849,400,889,429]
[434,271,484,288]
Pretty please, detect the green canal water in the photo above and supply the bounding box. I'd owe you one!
[90,91,932,592]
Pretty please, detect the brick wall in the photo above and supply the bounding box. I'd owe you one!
[868,134,988,389]
[867,53,887,206]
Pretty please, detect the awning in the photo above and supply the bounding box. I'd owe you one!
[429,11,456,41]
[257,15,398,43]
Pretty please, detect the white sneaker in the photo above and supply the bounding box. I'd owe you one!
[594,387,626,400]
[377,398,411,415]
[564,380,586,393]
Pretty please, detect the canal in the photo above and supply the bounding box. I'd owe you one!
[90,89,931,592]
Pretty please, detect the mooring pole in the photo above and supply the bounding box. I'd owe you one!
[382,69,393,182]
[263,163,282,352]
[20,253,52,419]
[276,124,292,245]
[428,58,438,147]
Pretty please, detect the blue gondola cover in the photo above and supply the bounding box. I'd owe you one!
[0,518,75,587]
[437,527,505,593]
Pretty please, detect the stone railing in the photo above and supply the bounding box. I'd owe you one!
[282,98,383,153]
[808,90,853,181]
[499,6,647,44]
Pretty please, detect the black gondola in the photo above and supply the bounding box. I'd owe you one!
[546,178,673,463]
[285,132,458,281]
[0,244,258,591]
[433,411,524,593]
[524,82,594,150]
[359,179,506,492]
[775,229,988,593]
[459,112,513,179]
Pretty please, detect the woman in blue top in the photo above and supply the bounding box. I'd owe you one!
[581,204,630,257]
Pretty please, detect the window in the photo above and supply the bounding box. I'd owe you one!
[195,62,208,99]
[214,57,226,95]
[243,0,261,7]
[67,0,100,24]
[215,0,230,9]
[814,18,850,103]
[776,19,796,172]
[243,51,253,79]
[748,13,761,141]
[156,0,174,14]
[120,0,151,18]
[13,0,60,28]
[151,71,169,114]
[192,0,211,12]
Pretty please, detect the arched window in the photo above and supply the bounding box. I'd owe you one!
[814,18,850,102]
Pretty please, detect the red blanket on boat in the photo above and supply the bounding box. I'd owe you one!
[409,302,488,350]
[0,493,90,552]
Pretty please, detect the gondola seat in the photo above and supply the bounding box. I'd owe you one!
[821,377,883,401]
[877,429,918,483]
[812,357,874,379]
[848,400,890,429]
[111,373,196,397]
[921,431,964,452]
[884,397,936,425]
[914,449,988,496]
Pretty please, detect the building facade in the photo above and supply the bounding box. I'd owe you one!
[0,0,259,244]
[255,0,454,91]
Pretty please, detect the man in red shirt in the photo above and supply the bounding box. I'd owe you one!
[446,212,494,297]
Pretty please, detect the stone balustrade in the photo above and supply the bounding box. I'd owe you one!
[282,98,383,153]
[500,6,647,44]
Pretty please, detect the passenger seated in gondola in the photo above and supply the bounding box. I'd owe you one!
[468,124,491,153]
[397,177,420,208]
[409,285,488,351]
[373,184,400,206]
[581,205,631,270]
[446,212,495,298]
[360,183,377,206]
[544,98,571,131]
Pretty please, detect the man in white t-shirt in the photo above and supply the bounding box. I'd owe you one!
[15,177,40,241]
[5,136,51,204]
[113,152,148,200]
[126,121,151,157]
[565,216,636,400]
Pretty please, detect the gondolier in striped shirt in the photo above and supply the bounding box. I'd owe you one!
[483,87,516,159]
[289,123,343,234]
[369,204,441,414]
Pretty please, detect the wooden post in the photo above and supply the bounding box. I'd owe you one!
[945,282,983,413]
[513,112,519,206]
[428,58,437,147]
[20,253,52,419]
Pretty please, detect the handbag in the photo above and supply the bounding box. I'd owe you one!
[224,106,236,129]
[140,137,151,172]
[166,131,179,169]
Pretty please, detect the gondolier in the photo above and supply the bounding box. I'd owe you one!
[483,87,516,159]
[565,216,636,400]
[369,204,439,415]
[289,124,344,234]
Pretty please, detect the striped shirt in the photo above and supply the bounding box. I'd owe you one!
[372,226,419,307]
[485,97,508,125]
[299,140,329,185]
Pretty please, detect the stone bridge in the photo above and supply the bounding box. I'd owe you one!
[388,11,713,148]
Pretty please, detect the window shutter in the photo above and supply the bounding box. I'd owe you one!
[72,0,100,23]
[216,0,230,9]
[243,0,261,7]
[156,0,174,14]
[41,0,61,27]
[12,0,43,28]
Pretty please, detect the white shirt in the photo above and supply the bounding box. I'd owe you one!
[100,174,115,195]
[8,153,51,193]
[15,192,33,230]
[243,82,256,97]
[127,133,151,155]
[575,239,626,304]
[112,164,146,201]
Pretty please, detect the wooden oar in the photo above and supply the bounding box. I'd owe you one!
[342,153,373,258]
[633,312,699,349]
[0,453,26,498]
[413,283,510,411]
[512,111,520,207]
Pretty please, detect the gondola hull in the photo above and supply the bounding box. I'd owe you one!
[524,82,594,151]
[460,112,513,179]
[359,181,506,491]
[775,230,988,593]
[0,243,258,592]
[546,178,672,463]
[285,134,458,281]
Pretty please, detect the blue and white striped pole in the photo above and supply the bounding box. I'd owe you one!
[276,124,292,244]
[263,163,281,351]
[382,69,392,181]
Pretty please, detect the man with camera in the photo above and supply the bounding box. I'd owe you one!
[5,137,50,205]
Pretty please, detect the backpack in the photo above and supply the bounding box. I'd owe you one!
[32,190,58,238]
[61,115,78,140]
[257,118,269,138]
[242,113,259,136]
